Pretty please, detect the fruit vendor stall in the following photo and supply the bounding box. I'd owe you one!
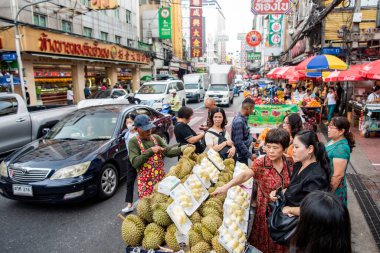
[299,98,323,125]
[119,148,260,253]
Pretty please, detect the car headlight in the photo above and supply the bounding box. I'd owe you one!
[50,161,91,180]
[0,161,8,177]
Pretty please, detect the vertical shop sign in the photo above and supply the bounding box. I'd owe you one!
[190,0,203,58]
[269,14,283,46]
[158,7,172,39]
[251,0,292,15]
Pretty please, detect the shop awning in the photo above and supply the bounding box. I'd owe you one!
[285,69,306,82]
[325,65,365,82]
[360,60,380,80]
[266,67,283,79]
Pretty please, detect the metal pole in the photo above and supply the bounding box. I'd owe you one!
[14,0,53,102]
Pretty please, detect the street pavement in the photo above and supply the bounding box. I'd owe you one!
[0,94,244,253]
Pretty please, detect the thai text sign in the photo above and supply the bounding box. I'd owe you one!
[251,0,292,15]
[190,0,203,58]
[247,52,261,61]
[248,104,298,126]
[158,7,172,39]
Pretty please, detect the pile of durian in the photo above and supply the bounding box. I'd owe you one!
[120,146,250,253]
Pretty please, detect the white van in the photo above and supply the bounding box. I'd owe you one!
[205,84,234,107]
[184,73,209,103]
[134,80,186,110]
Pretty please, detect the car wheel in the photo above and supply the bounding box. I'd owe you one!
[98,163,119,199]
[230,97,233,104]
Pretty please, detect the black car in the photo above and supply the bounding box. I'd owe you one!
[89,89,127,99]
[0,104,173,203]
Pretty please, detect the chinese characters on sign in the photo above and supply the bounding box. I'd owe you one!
[190,0,203,58]
[158,7,172,39]
[251,0,292,15]
[269,14,283,46]
[245,30,262,47]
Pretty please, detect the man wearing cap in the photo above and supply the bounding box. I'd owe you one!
[128,114,189,198]
[168,89,181,116]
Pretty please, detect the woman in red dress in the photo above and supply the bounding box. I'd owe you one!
[213,128,293,253]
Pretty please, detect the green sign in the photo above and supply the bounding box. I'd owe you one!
[158,7,172,39]
[269,14,283,46]
[247,52,261,61]
[248,104,298,126]
[138,41,151,51]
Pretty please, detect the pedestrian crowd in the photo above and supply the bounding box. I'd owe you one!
[119,87,355,253]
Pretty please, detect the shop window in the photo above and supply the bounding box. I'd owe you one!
[62,20,72,33]
[114,8,120,19]
[115,35,121,44]
[83,27,93,38]
[33,13,47,27]
[0,97,18,116]
[126,10,131,24]
[100,31,108,41]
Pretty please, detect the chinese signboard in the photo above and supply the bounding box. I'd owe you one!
[251,0,292,15]
[247,52,261,61]
[245,30,262,47]
[269,14,283,46]
[159,7,172,39]
[90,0,119,10]
[190,0,203,58]
[248,104,298,127]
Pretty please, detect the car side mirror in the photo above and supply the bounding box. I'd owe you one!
[42,128,50,136]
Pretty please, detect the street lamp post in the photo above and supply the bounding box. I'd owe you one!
[14,0,53,101]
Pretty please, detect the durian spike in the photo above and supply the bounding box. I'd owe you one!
[117,214,125,221]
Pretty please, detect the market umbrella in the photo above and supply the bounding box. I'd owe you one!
[325,65,365,82]
[252,74,261,80]
[0,75,22,86]
[286,71,306,83]
[267,67,283,79]
[295,56,314,71]
[359,60,380,80]
[273,66,293,79]
[243,75,250,79]
[305,54,348,71]
[140,75,152,81]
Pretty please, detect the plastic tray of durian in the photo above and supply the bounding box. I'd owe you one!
[233,162,254,189]
[227,186,251,210]
[218,226,246,253]
[223,199,249,231]
[207,149,226,171]
[170,183,200,216]
[184,174,209,205]
[200,157,220,183]
[192,164,212,188]
[166,202,192,235]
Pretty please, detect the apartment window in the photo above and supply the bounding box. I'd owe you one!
[114,8,120,19]
[126,10,131,24]
[33,13,47,27]
[62,20,72,33]
[127,39,134,47]
[115,35,121,44]
[100,31,108,41]
[83,27,93,37]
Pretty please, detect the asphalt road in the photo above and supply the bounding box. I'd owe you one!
[0,93,244,253]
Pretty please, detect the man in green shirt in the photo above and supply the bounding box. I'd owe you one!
[128,114,189,198]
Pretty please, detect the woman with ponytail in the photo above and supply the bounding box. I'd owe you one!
[270,130,330,216]
[325,116,355,206]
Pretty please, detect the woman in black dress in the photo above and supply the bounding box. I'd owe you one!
[270,130,330,216]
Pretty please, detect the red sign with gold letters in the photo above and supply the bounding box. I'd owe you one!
[190,0,203,58]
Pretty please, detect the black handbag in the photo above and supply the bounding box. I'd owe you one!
[205,130,230,159]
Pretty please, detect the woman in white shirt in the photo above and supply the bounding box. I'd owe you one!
[324,86,337,123]
[204,107,236,159]
[121,114,139,213]
[67,86,74,105]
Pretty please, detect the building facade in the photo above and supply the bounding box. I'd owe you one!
[0,0,148,105]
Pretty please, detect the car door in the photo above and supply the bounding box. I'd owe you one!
[0,97,32,155]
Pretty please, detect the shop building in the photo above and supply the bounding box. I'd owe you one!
[0,26,150,105]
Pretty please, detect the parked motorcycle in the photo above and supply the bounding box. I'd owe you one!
[160,104,177,125]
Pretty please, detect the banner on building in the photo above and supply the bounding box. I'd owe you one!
[269,14,283,46]
[158,7,172,39]
[247,52,261,61]
[248,104,298,126]
[190,0,203,58]
[251,0,292,15]
[90,0,119,10]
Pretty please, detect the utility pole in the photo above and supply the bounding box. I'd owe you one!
[352,0,362,49]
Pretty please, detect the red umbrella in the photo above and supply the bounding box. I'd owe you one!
[273,66,293,79]
[324,70,340,82]
[267,67,283,79]
[295,56,314,71]
[287,71,306,82]
[325,65,366,82]
[252,74,261,79]
[360,60,380,80]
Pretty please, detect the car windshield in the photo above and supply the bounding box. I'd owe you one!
[185,83,198,89]
[45,111,119,140]
[138,83,167,94]
[208,85,228,91]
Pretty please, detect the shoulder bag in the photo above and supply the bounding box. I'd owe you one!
[204,130,230,159]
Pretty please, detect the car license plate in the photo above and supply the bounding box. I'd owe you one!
[12,184,33,196]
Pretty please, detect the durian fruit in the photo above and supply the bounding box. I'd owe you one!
[203,199,223,214]
[142,223,165,250]
[201,226,214,243]
[191,241,211,253]
[120,214,145,246]
[196,153,208,164]
[206,198,223,208]
[151,192,169,205]
[189,228,204,247]
[215,181,226,188]
[201,206,221,217]
[201,215,222,234]
[223,158,235,167]
[208,187,216,194]
[193,222,202,234]
[189,211,202,223]
[167,166,179,177]
[152,202,172,227]
[136,197,153,223]
[183,145,196,157]
[211,236,228,253]
[167,197,174,204]
[165,224,181,251]
[177,159,192,179]
[180,174,191,184]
